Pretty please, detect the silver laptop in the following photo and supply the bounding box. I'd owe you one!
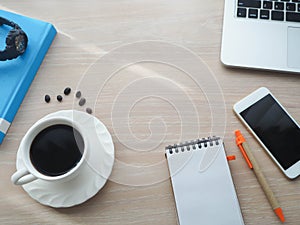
[221,0,300,73]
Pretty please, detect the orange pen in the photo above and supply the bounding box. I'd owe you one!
[235,130,285,223]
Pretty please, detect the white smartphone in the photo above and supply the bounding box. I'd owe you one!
[233,87,300,179]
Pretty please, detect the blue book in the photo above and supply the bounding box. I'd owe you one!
[0,10,56,144]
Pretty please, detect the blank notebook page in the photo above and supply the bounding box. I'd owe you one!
[166,138,244,225]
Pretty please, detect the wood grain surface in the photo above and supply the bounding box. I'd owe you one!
[0,1,299,224]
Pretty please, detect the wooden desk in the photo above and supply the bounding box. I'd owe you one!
[0,1,299,224]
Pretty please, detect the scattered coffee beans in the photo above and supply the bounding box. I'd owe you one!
[64,87,71,95]
[57,95,63,102]
[79,98,86,106]
[45,95,51,103]
[45,88,91,115]
[76,91,81,99]
[86,108,92,114]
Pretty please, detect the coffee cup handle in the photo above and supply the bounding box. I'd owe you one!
[11,168,37,185]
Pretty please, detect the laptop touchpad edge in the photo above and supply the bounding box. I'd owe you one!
[287,27,300,69]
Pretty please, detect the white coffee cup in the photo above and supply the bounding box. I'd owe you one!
[11,116,88,185]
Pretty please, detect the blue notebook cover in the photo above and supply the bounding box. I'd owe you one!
[0,10,56,144]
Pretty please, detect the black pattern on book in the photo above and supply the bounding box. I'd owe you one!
[165,136,220,154]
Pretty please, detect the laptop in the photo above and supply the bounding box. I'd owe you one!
[221,0,300,73]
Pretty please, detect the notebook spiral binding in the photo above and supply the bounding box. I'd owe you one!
[165,136,220,155]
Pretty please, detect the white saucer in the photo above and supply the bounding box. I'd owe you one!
[16,110,114,208]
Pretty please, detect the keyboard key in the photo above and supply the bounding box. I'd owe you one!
[263,1,273,9]
[280,0,290,2]
[286,12,300,21]
[249,8,259,18]
[298,3,300,11]
[292,0,300,2]
[286,3,296,10]
[260,9,270,19]
[272,10,284,20]
[275,2,284,10]
[238,0,261,8]
[237,7,247,17]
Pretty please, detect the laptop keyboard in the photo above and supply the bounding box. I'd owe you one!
[237,0,300,22]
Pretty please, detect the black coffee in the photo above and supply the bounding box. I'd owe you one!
[30,124,84,177]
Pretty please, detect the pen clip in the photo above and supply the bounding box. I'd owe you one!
[235,130,253,169]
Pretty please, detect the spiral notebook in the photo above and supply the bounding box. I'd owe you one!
[165,137,244,225]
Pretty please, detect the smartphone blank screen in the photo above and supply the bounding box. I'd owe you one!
[240,94,300,170]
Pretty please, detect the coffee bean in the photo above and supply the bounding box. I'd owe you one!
[57,95,63,102]
[45,95,51,103]
[86,108,92,114]
[76,91,81,99]
[79,98,86,106]
[64,87,71,95]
